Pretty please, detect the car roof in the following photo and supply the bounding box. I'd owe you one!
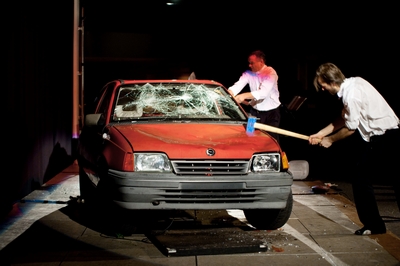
[117,79,224,86]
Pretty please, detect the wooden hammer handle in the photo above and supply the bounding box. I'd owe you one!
[254,122,310,140]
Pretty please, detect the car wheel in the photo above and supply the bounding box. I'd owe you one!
[243,190,293,230]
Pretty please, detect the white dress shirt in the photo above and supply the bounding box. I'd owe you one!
[337,77,399,142]
[228,65,280,111]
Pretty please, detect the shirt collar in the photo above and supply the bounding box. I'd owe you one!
[337,78,349,98]
[256,65,267,74]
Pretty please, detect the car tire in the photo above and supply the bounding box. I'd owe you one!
[243,190,293,230]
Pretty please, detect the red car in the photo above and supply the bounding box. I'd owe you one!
[77,79,293,229]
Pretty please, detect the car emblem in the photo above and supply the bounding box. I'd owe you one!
[206,148,215,156]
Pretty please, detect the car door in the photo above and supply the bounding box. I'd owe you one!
[78,81,118,172]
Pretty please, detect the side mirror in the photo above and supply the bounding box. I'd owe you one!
[85,114,105,127]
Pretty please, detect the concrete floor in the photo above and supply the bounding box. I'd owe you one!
[1,161,400,266]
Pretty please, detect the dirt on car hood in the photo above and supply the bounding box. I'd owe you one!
[112,123,280,159]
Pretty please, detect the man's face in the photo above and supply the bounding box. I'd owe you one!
[248,55,264,72]
[317,78,340,95]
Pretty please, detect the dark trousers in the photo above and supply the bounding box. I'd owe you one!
[249,107,281,143]
[352,128,400,230]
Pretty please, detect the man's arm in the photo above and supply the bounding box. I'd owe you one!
[234,92,254,104]
[228,72,249,96]
[320,116,346,136]
[320,127,355,148]
[309,116,355,148]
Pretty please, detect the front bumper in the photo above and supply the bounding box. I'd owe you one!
[107,169,293,210]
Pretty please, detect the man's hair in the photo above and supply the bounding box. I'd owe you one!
[249,50,266,62]
[313,63,346,91]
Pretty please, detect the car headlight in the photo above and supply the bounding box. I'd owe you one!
[251,153,280,172]
[134,153,172,172]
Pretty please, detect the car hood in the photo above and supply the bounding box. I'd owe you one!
[112,123,280,159]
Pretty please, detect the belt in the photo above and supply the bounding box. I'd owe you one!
[385,127,400,133]
[251,107,278,113]
[370,127,400,142]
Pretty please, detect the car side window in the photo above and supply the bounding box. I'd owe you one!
[114,88,143,119]
[96,83,116,122]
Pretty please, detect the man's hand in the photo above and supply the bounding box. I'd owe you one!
[234,94,246,104]
[309,134,332,148]
[318,137,333,148]
[309,134,323,145]
[235,92,254,104]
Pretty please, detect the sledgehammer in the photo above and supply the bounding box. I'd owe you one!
[246,117,310,140]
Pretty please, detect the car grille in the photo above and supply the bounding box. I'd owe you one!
[171,160,249,175]
[163,189,257,203]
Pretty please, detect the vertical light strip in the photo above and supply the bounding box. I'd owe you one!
[80,4,85,134]
[72,0,80,139]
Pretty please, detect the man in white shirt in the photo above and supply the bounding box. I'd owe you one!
[309,62,400,235]
[228,50,281,142]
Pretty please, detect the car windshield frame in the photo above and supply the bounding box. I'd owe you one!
[111,82,248,122]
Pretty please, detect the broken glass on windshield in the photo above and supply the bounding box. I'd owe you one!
[113,83,246,121]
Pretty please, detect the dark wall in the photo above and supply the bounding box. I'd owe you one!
[3,0,75,216]
[81,1,399,112]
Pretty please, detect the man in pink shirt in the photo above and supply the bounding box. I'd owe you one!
[228,50,281,142]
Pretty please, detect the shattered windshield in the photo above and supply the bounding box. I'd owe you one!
[112,83,247,122]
